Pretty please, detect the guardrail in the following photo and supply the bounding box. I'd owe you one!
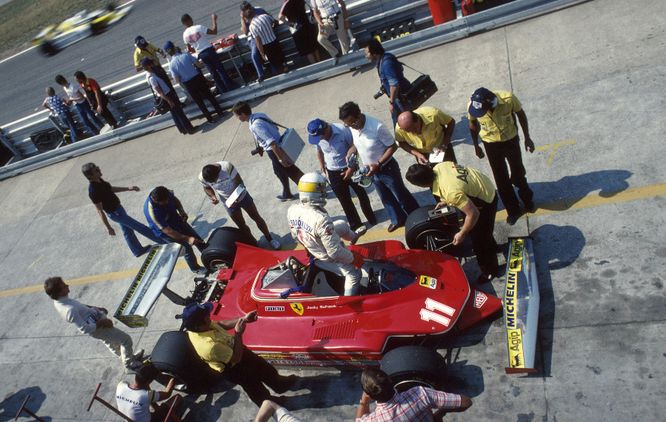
[0,0,587,180]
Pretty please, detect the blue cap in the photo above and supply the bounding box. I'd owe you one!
[163,41,175,53]
[468,87,495,118]
[139,57,153,68]
[307,118,327,144]
[182,302,213,329]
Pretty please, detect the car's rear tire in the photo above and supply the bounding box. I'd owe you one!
[404,206,462,257]
[201,226,257,271]
[40,41,58,56]
[150,331,218,393]
[380,345,446,391]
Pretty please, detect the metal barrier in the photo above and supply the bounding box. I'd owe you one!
[0,0,587,180]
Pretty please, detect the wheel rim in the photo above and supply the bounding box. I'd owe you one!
[393,378,436,392]
[413,229,454,253]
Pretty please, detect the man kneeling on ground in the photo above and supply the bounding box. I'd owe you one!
[183,303,299,406]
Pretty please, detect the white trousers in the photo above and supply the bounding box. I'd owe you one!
[317,220,361,295]
[317,13,350,58]
[90,326,134,366]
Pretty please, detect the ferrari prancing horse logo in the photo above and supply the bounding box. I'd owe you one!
[290,303,304,315]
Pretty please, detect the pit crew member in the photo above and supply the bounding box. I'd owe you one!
[355,367,472,421]
[468,87,536,225]
[395,107,457,165]
[116,364,178,422]
[144,186,206,274]
[199,161,281,249]
[183,303,298,406]
[287,172,364,296]
[405,162,499,283]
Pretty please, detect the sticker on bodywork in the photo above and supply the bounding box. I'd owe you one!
[290,303,304,315]
[418,275,437,289]
[265,306,285,312]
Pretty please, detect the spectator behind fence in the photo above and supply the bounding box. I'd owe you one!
[141,58,196,135]
[244,7,288,76]
[279,0,320,64]
[181,13,236,94]
[310,0,350,61]
[240,2,271,83]
[74,71,119,129]
[164,41,224,124]
[55,74,101,136]
[42,87,78,143]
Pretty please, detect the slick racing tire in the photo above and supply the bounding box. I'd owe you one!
[201,226,257,271]
[150,331,218,393]
[404,205,462,257]
[40,41,58,56]
[380,345,446,392]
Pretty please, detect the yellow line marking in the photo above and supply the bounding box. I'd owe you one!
[2,182,666,299]
[535,139,576,166]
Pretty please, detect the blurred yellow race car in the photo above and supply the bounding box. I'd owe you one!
[32,3,132,56]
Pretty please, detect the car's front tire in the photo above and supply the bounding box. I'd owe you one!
[201,226,257,271]
[380,345,446,391]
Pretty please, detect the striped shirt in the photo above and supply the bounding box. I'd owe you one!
[356,387,462,422]
[249,14,277,44]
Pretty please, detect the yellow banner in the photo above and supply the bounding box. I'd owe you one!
[507,328,525,368]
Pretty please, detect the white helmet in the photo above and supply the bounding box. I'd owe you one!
[298,172,327,206]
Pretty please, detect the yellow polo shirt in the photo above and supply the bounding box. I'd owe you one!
[133,44,161,69]
[467,91,522,143]
[432,162,495,209]
[395,106,454,153]
[187,324,235,373]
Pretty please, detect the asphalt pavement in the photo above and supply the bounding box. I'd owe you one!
[0,0,285,125]
[0,0,665,421]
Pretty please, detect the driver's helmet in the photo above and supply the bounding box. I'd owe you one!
[297,172,327,206]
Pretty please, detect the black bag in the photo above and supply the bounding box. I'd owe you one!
[400,74,438,110]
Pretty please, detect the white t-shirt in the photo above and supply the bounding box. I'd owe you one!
[53,296,105,335]
[349,115,395,166]
[115,382,155,422]
[63,82,87,104]
[198,161,247,203]
[183,24,212,54]
[310,0,341,18]
[146,73,171,95]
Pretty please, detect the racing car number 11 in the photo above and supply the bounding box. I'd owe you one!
[419,297,455,327]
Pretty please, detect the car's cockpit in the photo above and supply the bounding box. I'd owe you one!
[258,256,416,298]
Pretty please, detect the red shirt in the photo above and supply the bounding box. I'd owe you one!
[357,387,462,422]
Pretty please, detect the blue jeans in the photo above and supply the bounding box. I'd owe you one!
[249,39,264,79]
[74,101,101,135]
[372,157,419,225]
[58,110,78,142]
[158,221,205,271]
[198,47,235,93]
[106,205,165,256]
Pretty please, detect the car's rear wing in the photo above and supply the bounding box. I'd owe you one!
[504,237,540,373]
[114,243,182,327]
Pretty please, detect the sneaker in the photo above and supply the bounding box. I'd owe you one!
[506,213,520,226]
[353,226,367,238]
[524,201,537,213]
[269,239,281,250]
[387,223,404,233]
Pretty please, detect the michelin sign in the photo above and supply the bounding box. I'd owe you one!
[504,237,540,373]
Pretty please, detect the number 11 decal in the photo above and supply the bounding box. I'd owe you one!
[419,297,455,327]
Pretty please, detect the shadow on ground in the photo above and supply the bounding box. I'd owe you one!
[0,386,51,421]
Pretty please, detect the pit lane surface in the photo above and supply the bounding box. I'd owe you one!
[0,0,284,125]
[1,0,665,420]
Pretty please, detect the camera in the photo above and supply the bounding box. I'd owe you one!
[347,153,372,188]
[250,146,263,156]
[373,86,385,100]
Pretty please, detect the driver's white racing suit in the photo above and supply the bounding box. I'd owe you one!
[287,202,360,295]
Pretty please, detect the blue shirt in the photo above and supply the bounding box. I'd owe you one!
[249,112,281,151]
[144,189,181,237]
[377,52,411,96]
[45,95,69,116]
[316,123,353,171]
[169,52,200,83]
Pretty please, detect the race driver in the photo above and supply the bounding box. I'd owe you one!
[287,172,364,296]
